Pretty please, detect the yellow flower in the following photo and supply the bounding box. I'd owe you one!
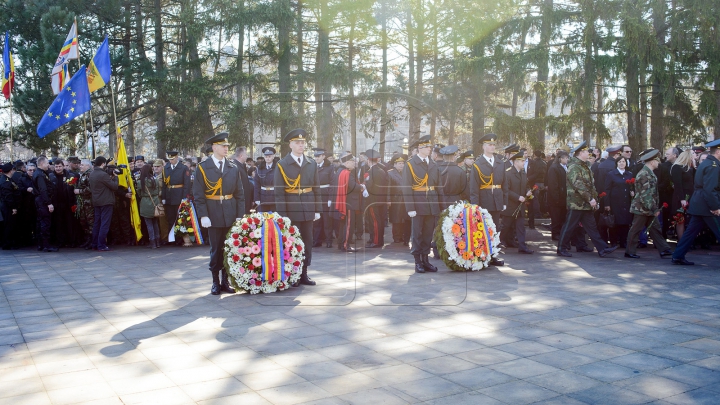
[187,228,193,233]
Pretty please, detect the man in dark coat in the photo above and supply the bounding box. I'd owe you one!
[274,129,321,286]
[595,145,622,243]
[387,154,411,245]
[49,159,75,247]
[671,139,720,265]
[12,161,36,247]
[546,151,588,249]
[254,147,277,212]
[470,134,507,266]
[162,151,192,242]
[403,135,440,273]
[312,148,335,247]
[33,156,59,252]
[0,163,21,250]
[526,150,547,229]
[363,149,389,248]
[501,152,534,254]
[194,132,246,295]
[232,147,254,214]
[331,154,361,252]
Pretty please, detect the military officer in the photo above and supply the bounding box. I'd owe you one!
[254,146,277,212]
[0,162,21,250]
[363,149,389,248]
[624,149,673,259]
[470,134,507,266]
[403,135,440,273]
[162,151,192,241]
[313,148,335,247]
[438,145,468,209]
[274,129,321,286]
[503,144,520,169]
[387,154,411,245]
[557,141,618,258]
[501,152,535,254]
[194,132,246,295]
[331,154,361,252]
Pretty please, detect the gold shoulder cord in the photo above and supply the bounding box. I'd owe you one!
[473,163,494,188]
[406,162,428,190]
[197,164,222,196]
[277,163,300,191]
[163,167,170,186]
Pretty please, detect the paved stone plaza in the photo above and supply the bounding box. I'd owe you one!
[1,228,720,405]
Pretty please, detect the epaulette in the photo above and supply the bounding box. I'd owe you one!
[307,156,316,163]
[506,167,512,171]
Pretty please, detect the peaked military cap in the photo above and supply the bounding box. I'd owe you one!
[460,150,474,159]
[389,154,408,165]
[479,133,497,144]
[365,149,381,159]
[312,148,325,157]
[340,154,355,163]
[692,145,706,152]
[571,141,589,154]
[284,128,308,143]
[439,145,459,155]
[605,145,622,153]
[1,162,13,173]
[134,155,145,162]
[503,143,519,153]
[639,149,660,162]
[68,156,81,163]
[706,139,720,148]
[166,151,180,158]
[205,132,230,146]
[509,152,525,161]
[262,147,277,155]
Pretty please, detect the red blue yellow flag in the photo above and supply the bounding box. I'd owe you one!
[2,32,15,100]
[87,36,111,93]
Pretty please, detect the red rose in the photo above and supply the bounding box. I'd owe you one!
[278,224,284,230]
[250,254,255,259]
[277,218,284,224]
[233,240,240,246]
[289,226,296,233]
[282,236,287,243]
[242,237,248,243]
[663,202,669,208]
[598,192,607,198]
[232,255,240,262]
[248,265,254,270]
[71,205,77,213]
[296,245,303,252]
[242,224,249,230]
[285,271,291,276]
[293,261,300,267]
[255,218,261,225]
[232,233,239,239]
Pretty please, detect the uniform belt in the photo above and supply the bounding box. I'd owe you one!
[480,185,502,190]
[167,185,183,189]
[319,184,330,188]
[261,186,275,191]
[205,194,234,201]
[413,186,435,192]
[285,187,313,194]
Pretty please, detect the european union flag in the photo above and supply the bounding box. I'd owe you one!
[37,65,91,138]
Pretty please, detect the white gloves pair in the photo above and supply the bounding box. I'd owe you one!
[201,217,212,228]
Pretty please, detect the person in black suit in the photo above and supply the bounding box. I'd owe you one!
[194,132,246,295]
[437,145,468,209]
[547,151,569,240]
[0,163,21,250]
[162,151,192,242]
[502,152,534,254]
[595,145,622,243]
[232,147,254,214]
[331,154,361,252]
[274,129,321,286]
[470,133,507,266]
[603,156,634,248]
[253,147,277,212]
[364,149,389,248]
[387,154,411,245]
[526,150,547,229]
[313,148,335,248]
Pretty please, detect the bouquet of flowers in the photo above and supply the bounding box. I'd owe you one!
[66,176,77,186]
[174,199,203,246]
[625,178,636,185]
[433,202,501,271]
[224,212,304,294]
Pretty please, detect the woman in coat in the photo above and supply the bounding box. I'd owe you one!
[603,157,634,248]
[670,150,695,239]
[139,160,164,248]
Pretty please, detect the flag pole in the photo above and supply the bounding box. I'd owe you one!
[9,84,12,160]
[75,18,95,159]
[110,77,119,157]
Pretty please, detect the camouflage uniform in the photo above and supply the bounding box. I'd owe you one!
[625,165,672,255]
[557,156,609,254]
[75,168,94,247]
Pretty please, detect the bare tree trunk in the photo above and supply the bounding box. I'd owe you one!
[715,81,720,140]
[596,83,603,148]
[296,0,304,123]
[582,0,595,145]
[626,53,641,154]
[414,4,425,139]
[429,0,438,140]
[154,0,166,158]
[317,0,332,155]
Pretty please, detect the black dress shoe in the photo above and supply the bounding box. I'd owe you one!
[659,249,673,258]
[415,263,426,273]
[339,247,359,253]
[599,247,617,257]
[637,243,647,249]
[518,248,534,254]
[326,242,332,248]
[299,275,316,286]
[624,253,640,259]
[557,250,572,257]
[422,256,438,272]
[220,282,235,294]
[211,282,221,295]
[576,246,594,253]
[489,257,504,266]
[671,258,694,265]
[312,242,322,248]
[44,247,59,252]
[605,245,619,253]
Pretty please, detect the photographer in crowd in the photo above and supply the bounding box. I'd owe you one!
[89,156,119,251]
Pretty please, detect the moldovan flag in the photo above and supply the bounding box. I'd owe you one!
[51,22,78,95]
[115,130,143,242]
[87,36,110,93]
[51,64,70,96]
[2,31,15,100]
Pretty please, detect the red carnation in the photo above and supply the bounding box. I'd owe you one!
[71,205,77,213]
[250,254,255,259]
[662,202,669,208]
[248,265,254,270]
[242,237,248,243]
[296,245,303,252]
[233,240,240,246]
[242,224,249,230]
[532,185,539,191]
[282,236,287,243]
[255,217,261,224]
[293,261,301,267]
[289,226,296,233]
[277,218,284,224]
[232,233,239,239]
[232,255,240,262]
[598,192,607,198]
[285,271,291,276]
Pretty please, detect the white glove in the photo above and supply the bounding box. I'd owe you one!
[255,201,260,205]
[328,200,332,207]
[362,190,369,198]
[162,199,166,204]
[314,213,321,221]
[503,205,507,211]
[201,217,211,228]
[408,211,417,218]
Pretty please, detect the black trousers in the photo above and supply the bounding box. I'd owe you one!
[550,203,566,238]
[367,203,387,245]
[558,210,608,252]
[313,211,334,244]
[502,211,527,250]
[165,204,179,238]
[392,220,411,243]
[35,198,52,246]
[411,215,434,255]
[1,209,16,249]
[673,215,720,260]
[208,227,230,274]
[338,211,356,249]
[295,220,314,272]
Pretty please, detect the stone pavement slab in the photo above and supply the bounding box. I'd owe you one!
[1,227,720,404]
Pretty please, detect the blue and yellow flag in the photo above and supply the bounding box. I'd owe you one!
[87,36,111,93]
[2,31,15,100]
[37,66,91,138]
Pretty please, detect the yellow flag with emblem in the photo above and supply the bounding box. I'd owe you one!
[116,129,142,241]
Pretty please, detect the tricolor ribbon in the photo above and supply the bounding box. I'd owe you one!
[187,200,204,245]
[260,216,285,283]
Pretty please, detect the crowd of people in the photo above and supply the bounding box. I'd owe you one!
[2,130,719,281]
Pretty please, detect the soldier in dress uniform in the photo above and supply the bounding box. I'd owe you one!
[387,154,411,245]
[470,134,506,266]
[313,148,335,248]
[502,152,535,254]
[363,149,389,248]
[253,147,277,212]
[503,144,520,169]
[162,151,192,242]
[274,129,321,286]
[331,154,361,252]
[194,132,246,295]
[0,162,21,250]
[33,156,59,252]
[557,141,618,258]
[403,135,440,273]
[438,145,468,209]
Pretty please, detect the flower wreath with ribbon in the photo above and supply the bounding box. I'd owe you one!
[433,202,501,271]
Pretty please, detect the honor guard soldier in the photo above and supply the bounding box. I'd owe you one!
[403,135,440,273]
[274,129,321,286]
[194,132,246,295]
[331,154,361,252]
[254,147,277,212]
[313,148,335,248]
[502,152,535,254]
[387,154,411,245]
[557,141,618,258]
[470,134,507,266]
[503,144,520,169]
[0,162,21,250]
[363,149,389,248]
[163,150,192,240]
[438,145,469,210]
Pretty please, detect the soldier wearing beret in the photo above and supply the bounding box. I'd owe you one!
[254,147,277,213]
[194,132,246,295]
[274,129,321,286]
[163,151,192,243]
[363,149,389,248]
[470,134,506,266]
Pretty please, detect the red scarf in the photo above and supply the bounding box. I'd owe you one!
[335,169,350,218]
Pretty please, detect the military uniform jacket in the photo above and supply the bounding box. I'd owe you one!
[162,162,192,204]
[0,174,20,214]
[253,161,276,207]
[630,165,659,216]
[566,157,598,211]
[688,155,720,217]
[402,155,440,216]
[33,169,56,206]
[365,164,389,206]
[273,154,322,222]
[331,167,361,218]
[387,168,408,223]
[502,167,527,217]
[470,154,507,211]
[438,161,468,210]
[316,159,334,212]
[192,158,246,228]
[76,169,93,206]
